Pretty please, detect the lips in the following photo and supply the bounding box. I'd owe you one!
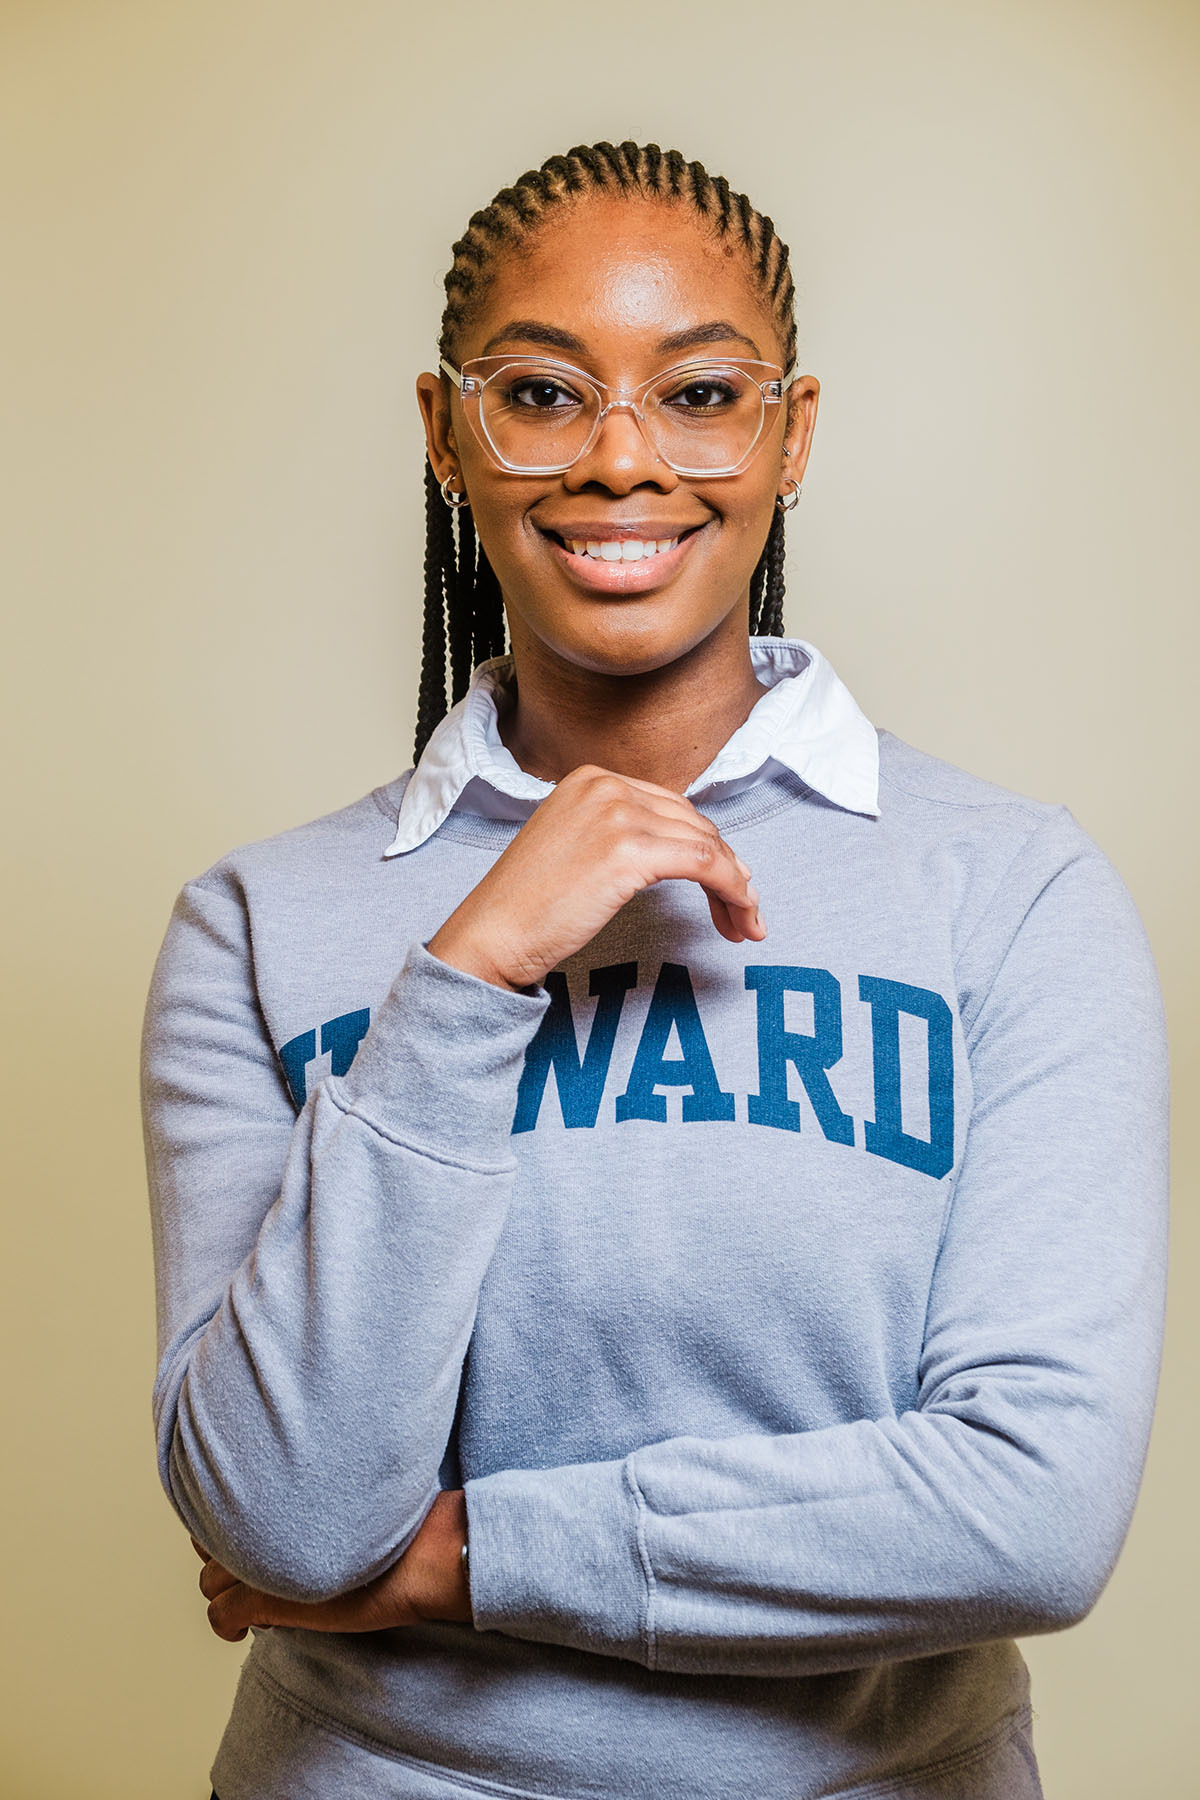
[538,520,709,593]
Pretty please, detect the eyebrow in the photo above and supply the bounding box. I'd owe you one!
[480,321,587,356]
[657,320,763,358]
[479,318,764,360]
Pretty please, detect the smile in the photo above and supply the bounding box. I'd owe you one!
[538,522,708,593]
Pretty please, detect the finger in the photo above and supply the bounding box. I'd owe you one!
[705,892,743,943]
[548,769,761,915]
[635,829,760,917]
[208,1581,274,1643]
[721,882,765,932]
[570,765,688,804]
[602,784,754,872]
[566,778,720,838]
[208,1582,392,1638]
[705,889,766,943]
[589,768,737,818]
[207,1581,254,1641]
[190,1536,211,1562]
[199,1558,241,1602]
[615,820,764,944]
[625,797,757,889]
[596,775,746,848]
[572,768,755,866]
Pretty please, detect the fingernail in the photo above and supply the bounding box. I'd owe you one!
[745,883,760,907]
[755,908,765,933]
[734,857,752,878]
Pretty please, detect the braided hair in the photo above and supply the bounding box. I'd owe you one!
[415,141,798,761]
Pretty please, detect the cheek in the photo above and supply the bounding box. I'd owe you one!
[709,478,779,566]
[702,414,788,550]
[458,469,534,566]
[469,504,537,591]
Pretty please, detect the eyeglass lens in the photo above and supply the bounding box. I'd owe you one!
[475,361,770,473]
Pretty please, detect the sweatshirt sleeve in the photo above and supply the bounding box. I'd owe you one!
[143,874,548,1603]
[463,817,1170,1676]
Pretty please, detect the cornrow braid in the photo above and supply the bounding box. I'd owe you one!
[414,141,800,763]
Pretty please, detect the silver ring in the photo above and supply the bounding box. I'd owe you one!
[776,478,802,514]
[440,474,470,510]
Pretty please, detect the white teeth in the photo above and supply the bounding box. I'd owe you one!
[565,537,680,561]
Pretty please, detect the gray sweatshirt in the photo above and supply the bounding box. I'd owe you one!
[142,718,1168,1799]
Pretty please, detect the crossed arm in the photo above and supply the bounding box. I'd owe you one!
[193,1488,471,1642]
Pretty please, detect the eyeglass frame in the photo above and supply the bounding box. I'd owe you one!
[437,352,800,478]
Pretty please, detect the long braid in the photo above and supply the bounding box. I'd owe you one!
[474,547,506,662]
[758,507,788,637]
[748,540,768,636]
[415,460,455,760]
[414,141,800,759]
[446,506,476,705]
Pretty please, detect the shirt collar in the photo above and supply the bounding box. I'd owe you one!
[385,636,879,856]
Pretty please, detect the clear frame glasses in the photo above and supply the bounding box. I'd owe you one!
[439,353,797,478]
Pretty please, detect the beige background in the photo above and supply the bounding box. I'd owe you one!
[2,1,1196,1795]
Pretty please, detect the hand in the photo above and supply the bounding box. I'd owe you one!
[191,1489,471,1644]
[427,763,766,992]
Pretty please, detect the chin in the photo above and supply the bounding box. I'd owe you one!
[540,608,738,680]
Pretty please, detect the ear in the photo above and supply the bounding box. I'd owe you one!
[416,371,460,487]
[781,375,820,493]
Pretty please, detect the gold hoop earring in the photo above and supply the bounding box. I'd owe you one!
[776,478,802,514]
[440,474,469,510]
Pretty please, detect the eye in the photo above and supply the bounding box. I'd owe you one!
[505,377,582,410]
[664,377,739,411]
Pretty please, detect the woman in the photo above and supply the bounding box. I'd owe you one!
[144,142,1168,1800]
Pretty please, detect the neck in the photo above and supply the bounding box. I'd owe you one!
[497,618,769,794]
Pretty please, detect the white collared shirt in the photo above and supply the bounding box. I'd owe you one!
[385,636,880,857]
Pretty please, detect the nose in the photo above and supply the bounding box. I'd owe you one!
[563,401,680,497]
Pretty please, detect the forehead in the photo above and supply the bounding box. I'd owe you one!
[459,193,779,364]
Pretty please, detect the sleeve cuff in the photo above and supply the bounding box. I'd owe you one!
[464,1455,652,1664]
[333,939,549,1156]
